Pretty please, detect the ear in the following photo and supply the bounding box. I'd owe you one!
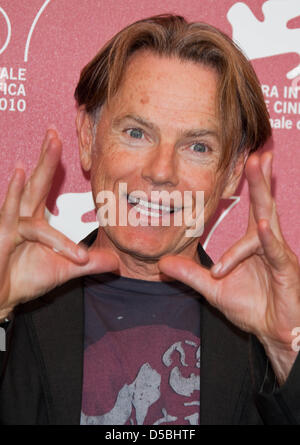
[75,106,94,171]
[221,153,247,199]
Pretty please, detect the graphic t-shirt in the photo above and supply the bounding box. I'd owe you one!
[80,272,201,425]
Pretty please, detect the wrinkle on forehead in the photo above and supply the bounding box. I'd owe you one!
[112,86,218,128]
[106,51,219,131]
[136,88,216,113]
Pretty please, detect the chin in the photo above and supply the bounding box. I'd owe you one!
[106,226,178,260]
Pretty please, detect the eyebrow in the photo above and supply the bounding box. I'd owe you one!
[113,113,219,140]
[179,128,219,141]
[113,114,158,131]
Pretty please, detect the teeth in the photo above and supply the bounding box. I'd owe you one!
[136,207,160,217]
[128,195,139,205]
[127,195,179,212]
[139,199,171,211]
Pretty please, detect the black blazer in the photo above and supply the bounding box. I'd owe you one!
[0,230,299,424]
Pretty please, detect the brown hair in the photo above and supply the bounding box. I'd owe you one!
[74,14,271,170]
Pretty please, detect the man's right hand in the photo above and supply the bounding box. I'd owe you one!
[0,129,119,319]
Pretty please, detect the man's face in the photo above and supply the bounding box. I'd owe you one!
[80,51,239,260]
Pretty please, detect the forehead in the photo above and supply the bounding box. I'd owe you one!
[107,51,219,130]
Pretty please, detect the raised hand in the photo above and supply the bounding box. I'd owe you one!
[159,152,300,383]
[0,130,119,319]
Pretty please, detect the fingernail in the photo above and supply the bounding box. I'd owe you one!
[212,262,222,275]
[47,124,59,140]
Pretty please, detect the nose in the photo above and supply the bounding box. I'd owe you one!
[141,142,179,187]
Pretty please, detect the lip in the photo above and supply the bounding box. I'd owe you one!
[126,198,176,225]
[126,193,183,213]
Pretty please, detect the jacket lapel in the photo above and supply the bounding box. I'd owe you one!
[26,230,97,425]
[29,278,84,425]
[196,243,251,424]
[200,299,250,424]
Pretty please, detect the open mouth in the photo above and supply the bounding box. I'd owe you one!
[126,194,181,216]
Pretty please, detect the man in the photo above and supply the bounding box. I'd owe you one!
[0,14,299,425]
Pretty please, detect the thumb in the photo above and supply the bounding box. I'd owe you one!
[62,248,120,282]
[158,256,217,304]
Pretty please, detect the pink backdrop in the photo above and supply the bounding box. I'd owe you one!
[0,0,299,263]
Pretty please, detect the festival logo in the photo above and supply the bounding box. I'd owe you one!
[228,0,300,80]
[0,6,11,55]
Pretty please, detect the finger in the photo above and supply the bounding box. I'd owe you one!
[61,248,120,282]
[257,219,291,272]
[260,151,273,191]
[247,203,256,230]
[158,256,218,305]
[1,168,26,230]
[247,152,273,229]
[245,154,274,223]
[0,168,26,285]
[20,130,62,217]
[211,232,260,277]
[18,218,89,264]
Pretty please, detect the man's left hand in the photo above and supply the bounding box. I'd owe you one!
[159,152,300,385]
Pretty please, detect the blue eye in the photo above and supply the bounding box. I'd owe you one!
[191,142,208,153]
[127,128,143,139]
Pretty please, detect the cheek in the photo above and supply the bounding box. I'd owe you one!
[90,142,138,192]
[187,167,217,198]
[187,167,223,220]
[203,175,225,222]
